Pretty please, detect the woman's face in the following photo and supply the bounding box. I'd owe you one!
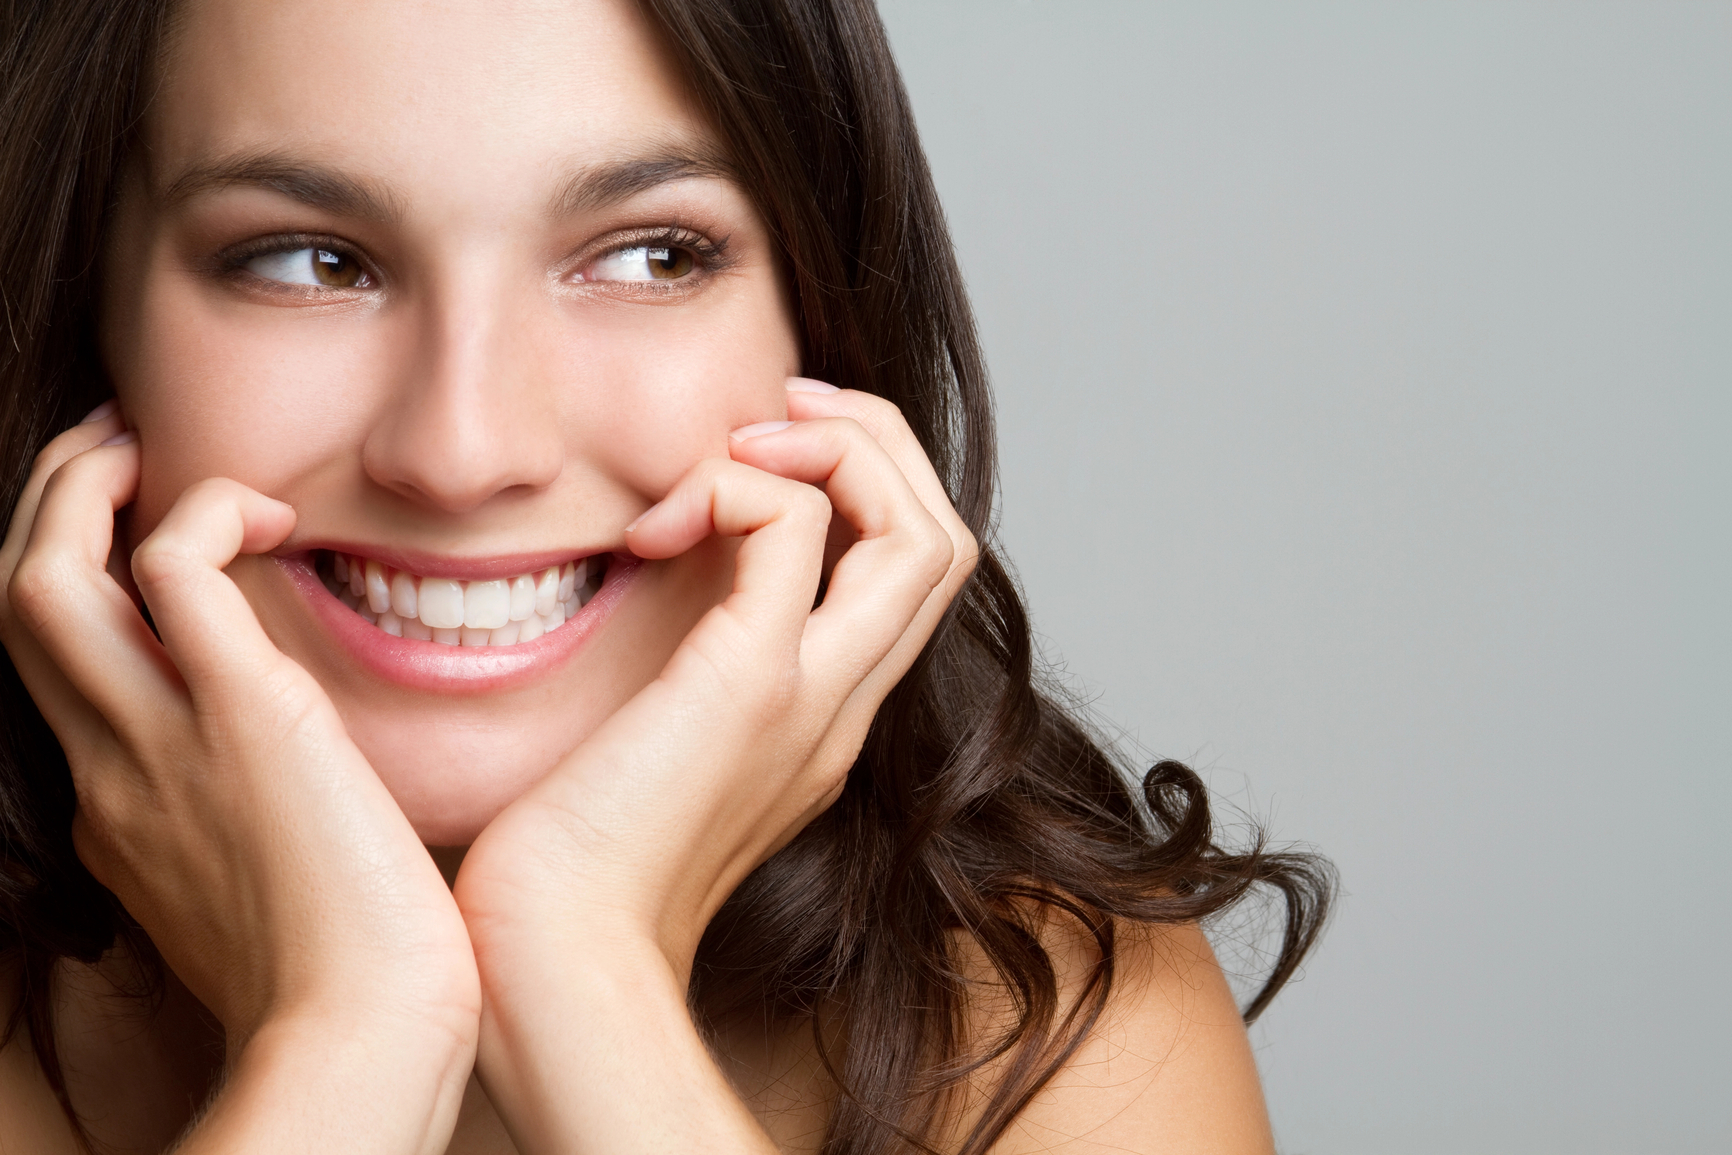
[102,0,801,844]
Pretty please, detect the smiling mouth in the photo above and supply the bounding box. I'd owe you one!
[317,549,608,646]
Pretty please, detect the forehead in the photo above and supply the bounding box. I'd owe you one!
[147,0,711,206]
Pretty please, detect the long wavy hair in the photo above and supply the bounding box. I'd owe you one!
[0,0,1335,1150]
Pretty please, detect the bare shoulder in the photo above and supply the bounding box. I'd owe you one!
[720,915,1275,1155]
[954,916,1275,1155]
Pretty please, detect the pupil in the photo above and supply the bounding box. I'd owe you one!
[313,249,359,287]
[648,248,693,280]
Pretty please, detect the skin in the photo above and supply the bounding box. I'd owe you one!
[0,0,1274,1151]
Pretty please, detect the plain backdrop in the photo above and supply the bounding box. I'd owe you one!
[874,3,1731,1153]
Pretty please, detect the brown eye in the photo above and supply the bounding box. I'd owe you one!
[313,249,364,287]
[647,247,693,280]
[244,245,372,289]
[586,244,700,283]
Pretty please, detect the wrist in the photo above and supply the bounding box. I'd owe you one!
[182,1007,475,1155]
[474,935,774,1155]
[465,886,713,996]
[476,916,687,1037]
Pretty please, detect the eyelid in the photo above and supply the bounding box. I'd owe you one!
[219,232,379,285]
[568,225,731,284]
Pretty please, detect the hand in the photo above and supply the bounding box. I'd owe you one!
[453,381,977,1153]
[0,409,479,1153]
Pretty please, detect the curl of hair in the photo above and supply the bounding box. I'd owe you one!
[0,0,1335,1150]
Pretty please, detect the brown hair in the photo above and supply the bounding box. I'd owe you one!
[0,0,1334,1150]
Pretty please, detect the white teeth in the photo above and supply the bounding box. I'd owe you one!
[390,571,418,620]
[365,560,391,615]
[325,552,604,647]
[509,574,535,621]
[516,612,544,643]
[464,579,511,630]
[418,578,466,630]
[534,567,559,617]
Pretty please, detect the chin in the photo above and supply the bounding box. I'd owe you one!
[360,731,563,847]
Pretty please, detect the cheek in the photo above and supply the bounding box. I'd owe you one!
[564,290,801,499]
[108,258,801,534]
[113,289,381,536]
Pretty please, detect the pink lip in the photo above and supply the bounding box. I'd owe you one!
[280,552,642,694]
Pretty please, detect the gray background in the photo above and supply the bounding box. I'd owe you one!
[876,3,1730,1153]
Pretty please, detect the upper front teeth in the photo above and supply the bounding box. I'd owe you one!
[325,552,603,645]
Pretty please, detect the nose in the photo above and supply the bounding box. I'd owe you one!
[362,280,564,513]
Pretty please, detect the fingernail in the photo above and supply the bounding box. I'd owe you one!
[729,420,795,443]
[79,399,118,424]
[786,378,839,394]
[624,505,655,533]
[99,430,136,447]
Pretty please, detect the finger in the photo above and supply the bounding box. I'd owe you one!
[784,380,977,584]
[624,457,831,644]
[3,437,174,741]
[129,477,296,697]
[0,403,129,580]
[725,417,953,688]
[785,381,980,597]
[781,383,981,743]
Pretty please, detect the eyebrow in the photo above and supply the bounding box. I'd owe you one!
[159,147,738,222]
[162,153,405,220]
[549,148,739,217]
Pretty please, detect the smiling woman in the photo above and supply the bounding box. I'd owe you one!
[0,1,1330,1153]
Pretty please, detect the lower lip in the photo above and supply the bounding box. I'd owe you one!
[280,553,642,693]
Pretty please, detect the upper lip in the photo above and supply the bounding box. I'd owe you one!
[279,543,621,581]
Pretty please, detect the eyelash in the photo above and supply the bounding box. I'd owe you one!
[569,226,734,288]
[216,227,734,290]
[219,232,370,283]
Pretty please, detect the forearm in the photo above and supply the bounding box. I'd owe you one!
[175,1011,473,1155]
[476,938,776,1155]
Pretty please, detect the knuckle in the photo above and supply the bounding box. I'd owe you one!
[842,392,904,428]
[794,483,832,525]
[953,526,981,580]
[910,520,954,588]
[36,445,95,500]
[129,534,191,588]
[27,442,60,479]
[69,762,137,847]
[785,491,833,542]
[819,760,855,805]
[68,813,110,880]
[817,414,867,442]
[27,435,84,487]
[689,456,732,490]
[182,475,240,506]
[7,553,71,633]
